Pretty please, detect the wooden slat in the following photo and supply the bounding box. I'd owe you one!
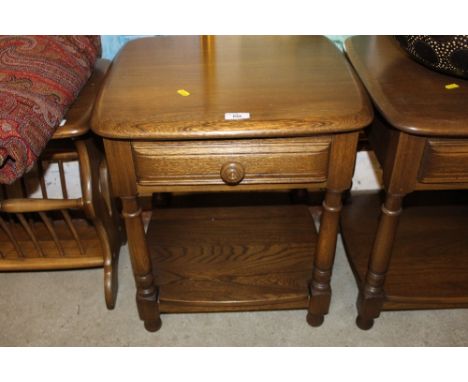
[0,218,101,259]
[16,213,44,257]
[42,151,79,162]
[0,216,24,258]
[61,209,85,256]
[0,198,83,213]
[37,160,48,199]
[38,212,65,257]
[0,256,104,271]
[58,160,69,199]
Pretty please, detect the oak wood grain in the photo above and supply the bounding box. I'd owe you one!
[148,204,316,312]
[341,191,468,310]
[132,136,331,187]
[92,36,372,140]
[345,36,468,137]
[0,218,104,270]
[418,139,468,183]
[307,131,359,326]
[94,36,372,331]
[344,35,468,329]
[0,197,83,213]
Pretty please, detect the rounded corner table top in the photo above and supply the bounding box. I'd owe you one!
[91,36,372,140]
[345,35,468,137]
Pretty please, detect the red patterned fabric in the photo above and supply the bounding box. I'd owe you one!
[0,36,101,184]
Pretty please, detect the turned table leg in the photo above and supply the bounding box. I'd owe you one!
[356,192,403,330]
[121,196,162,332]
[307,132,358,327]
[307,189,343,326]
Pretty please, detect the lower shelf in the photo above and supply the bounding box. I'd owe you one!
[341,191,468,310]
[147,201,317,313]
[0,217,104,271]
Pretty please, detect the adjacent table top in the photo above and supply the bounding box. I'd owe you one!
[345,35,468,137]
[92,36,371,140]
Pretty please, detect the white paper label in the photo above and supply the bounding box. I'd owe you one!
[224,112,250,120]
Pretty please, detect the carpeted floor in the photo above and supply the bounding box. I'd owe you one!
[1,234,468,347]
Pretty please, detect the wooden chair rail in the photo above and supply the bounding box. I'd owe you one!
[0,197,84,213]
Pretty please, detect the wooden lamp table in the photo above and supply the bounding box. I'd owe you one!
[91,36,371,332]
[341,35,468,330]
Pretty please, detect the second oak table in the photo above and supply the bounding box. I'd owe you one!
[91,36,372,332]
[342,35,468,330]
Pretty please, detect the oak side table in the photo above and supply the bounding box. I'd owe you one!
[341,35,468,330]
[91,36,372,332]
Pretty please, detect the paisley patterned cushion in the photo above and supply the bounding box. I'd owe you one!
[0,36,100,184]
[395,35,468,79]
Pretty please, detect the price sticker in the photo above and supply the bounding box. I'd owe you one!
[224,112,250,120]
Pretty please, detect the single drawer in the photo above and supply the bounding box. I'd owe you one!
[418,139,468,183]
[132,137,331,187]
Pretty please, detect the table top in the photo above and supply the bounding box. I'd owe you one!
[91,36,372,140]
[345,35,468,137]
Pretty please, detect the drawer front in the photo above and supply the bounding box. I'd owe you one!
[132,137,331,186]
[419,139,468,183]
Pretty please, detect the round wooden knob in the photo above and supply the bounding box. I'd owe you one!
[220,162,245,185]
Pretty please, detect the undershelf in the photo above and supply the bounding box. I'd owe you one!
[147,193,317,313]
[341,191,468,310]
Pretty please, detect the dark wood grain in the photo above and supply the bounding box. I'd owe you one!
[307,131,359,326]
[104,139,161,331]
[345,36,468,137]
[92,36,372,140]
[0,218,104,269]
[131,136,331,188]
[341,191,468,309]
[148,204,316,312]
[343,35,468,330]
[94,36,372,331]
[418,139,468,184]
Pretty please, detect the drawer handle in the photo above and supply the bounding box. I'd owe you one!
[220,162,245,185]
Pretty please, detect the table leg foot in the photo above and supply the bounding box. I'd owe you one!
[144,318,163,332]
[356,315,374,331]
[355,286,384,330]
[306,312,324,327]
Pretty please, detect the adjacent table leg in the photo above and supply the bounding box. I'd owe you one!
[307,132,359,326]
[307,189,343,326]
[356,192,403,330]
[104,139,162,332]
[121,195,162,332]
